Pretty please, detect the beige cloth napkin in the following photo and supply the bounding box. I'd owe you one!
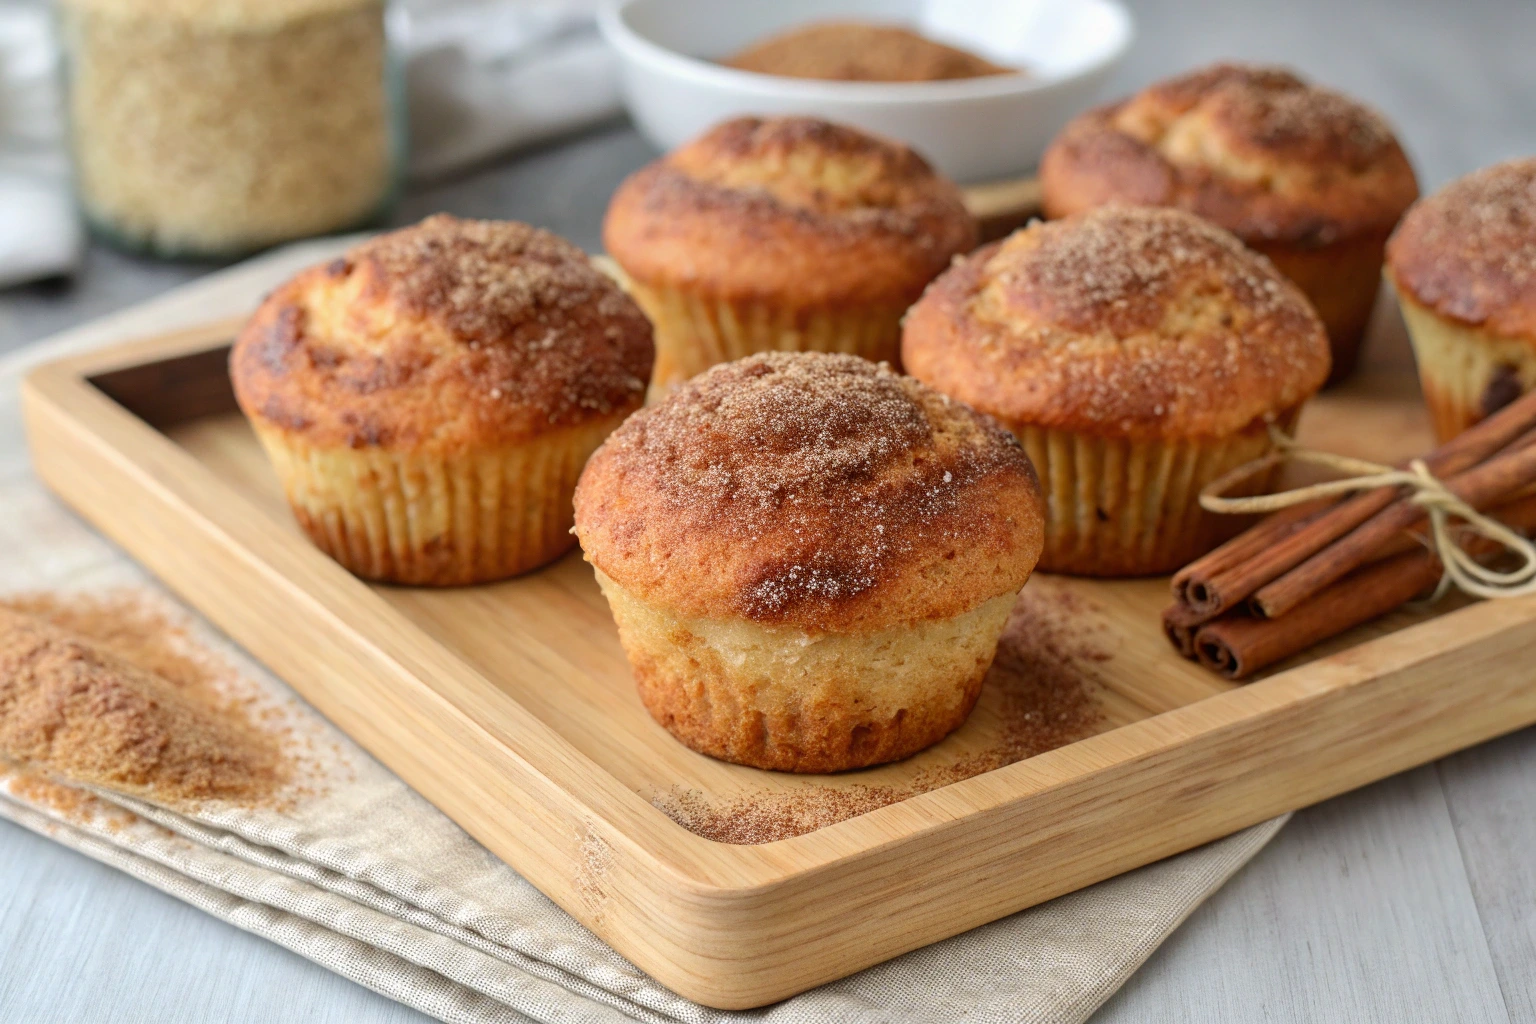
[0,239,1287,1024]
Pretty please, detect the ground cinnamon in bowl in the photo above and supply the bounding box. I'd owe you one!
[724,21,1017,83]
[0,593,290,810]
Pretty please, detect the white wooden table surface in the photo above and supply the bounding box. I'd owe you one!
[2,0,1534,1020]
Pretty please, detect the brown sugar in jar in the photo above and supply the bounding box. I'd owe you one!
[58,0,403,258]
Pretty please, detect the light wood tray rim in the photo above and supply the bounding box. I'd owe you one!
[20,318,1536,1008]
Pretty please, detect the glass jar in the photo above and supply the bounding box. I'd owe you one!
[56,0,405,259]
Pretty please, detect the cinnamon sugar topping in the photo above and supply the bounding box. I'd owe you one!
[1138,64,1395,168]
[599,352,1028,620]
[665,117,951,220]
[724,21,1013,83]
[1215,83,1393,164]
[981,206,1300,336]
[345,214,640,345]
[235,214,653,448]
[1388,158,1536,328]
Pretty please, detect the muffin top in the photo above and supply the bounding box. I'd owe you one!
[1040,64,1419,245]
[573,352,1043,633]
[901,206,1331,439]
[231,215,654,452]
[1386,157,1536,342]
[602,116,977,308]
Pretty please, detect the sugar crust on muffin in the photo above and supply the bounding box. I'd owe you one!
[234,214,653,451]
[1041,63,1417,245]
[231,214,654,584]
[1385,157,1536,439]
[604,116,977,309]
[902,205,1331,438]
[901,206,1330,576]
[576,352,1041,630]
[1386,157,1536,342]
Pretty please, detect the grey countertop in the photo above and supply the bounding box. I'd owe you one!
[3,0,1535,1020]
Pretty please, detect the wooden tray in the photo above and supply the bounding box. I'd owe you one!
[21,317,1536,1010]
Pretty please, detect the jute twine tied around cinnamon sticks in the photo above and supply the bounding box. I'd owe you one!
[1164,387,1536,680]
[1201,427,1536,601]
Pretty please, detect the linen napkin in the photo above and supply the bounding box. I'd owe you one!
[0,0,620,287]
[0,238,1288,1023]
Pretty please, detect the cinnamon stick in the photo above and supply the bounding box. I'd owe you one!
[1194,550,1435,679]
[1162,603,1204,659]
[1252,430,1536,618]
[1170,387,1536,623]
[1170,498,1333,615]
[1193,495,1536,680]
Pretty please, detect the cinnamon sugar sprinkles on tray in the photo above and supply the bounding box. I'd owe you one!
[0,591,328,815]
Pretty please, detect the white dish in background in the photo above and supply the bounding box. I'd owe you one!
[598,0,1134,183]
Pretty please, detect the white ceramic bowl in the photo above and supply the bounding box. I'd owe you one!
[598,0,1134,183]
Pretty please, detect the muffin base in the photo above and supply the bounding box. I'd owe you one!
[594,570,1017,773]
[1397,292,1536,442]
[1253,231,1390,386]
[625,280,906,395]
[1013,419,1292,577]
[253,416,625,585]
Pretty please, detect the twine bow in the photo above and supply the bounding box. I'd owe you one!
[1199,426,1536,601]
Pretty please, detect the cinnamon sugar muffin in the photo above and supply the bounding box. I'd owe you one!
[231,214,653,585]
[573,352,1043,772]
[1041,64,1419,382]
[1385,158,1536,441]
[902,206,1331,576]
[603,116,976,393]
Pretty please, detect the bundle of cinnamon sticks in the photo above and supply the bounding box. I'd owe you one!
[1164,388,1536,680]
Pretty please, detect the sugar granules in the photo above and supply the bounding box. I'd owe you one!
[0,591,305,815]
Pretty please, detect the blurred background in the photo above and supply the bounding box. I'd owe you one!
[0,0,1531,358]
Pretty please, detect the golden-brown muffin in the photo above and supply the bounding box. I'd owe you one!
[1385,157,1536,441]
[902,206,1331,576]
[724,21,1013,82]
[603,116,977,393]
[231,214,654,585]
[1040,63,1419,382]
[573,351,1043,772]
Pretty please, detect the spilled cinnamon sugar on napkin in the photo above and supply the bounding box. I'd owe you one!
[0,593,290,810]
